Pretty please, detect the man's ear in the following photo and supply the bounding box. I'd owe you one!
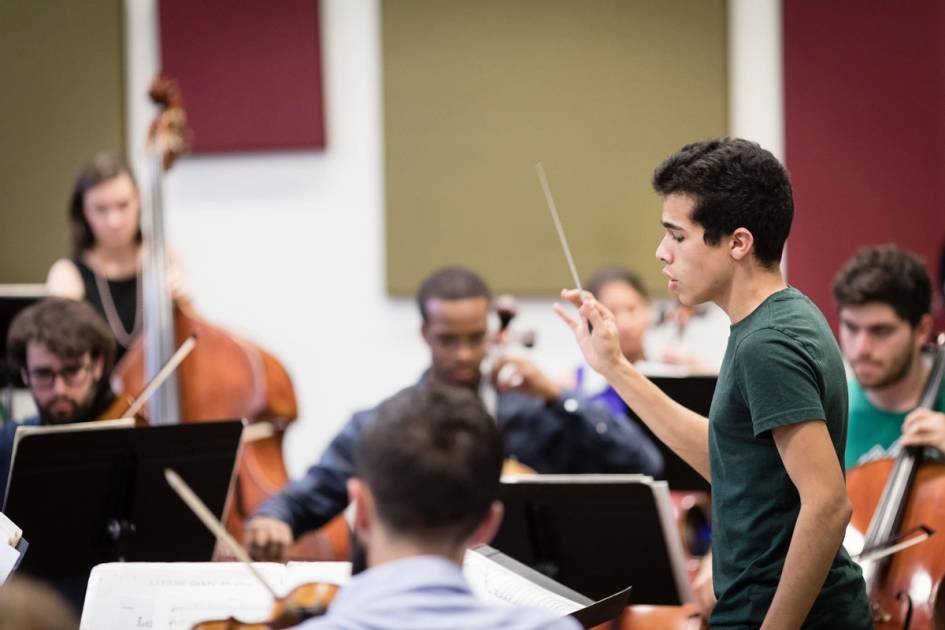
[420,321,431,345]
[916,313,934,347]
[729,227,755,262]
[92,354,105,382]
[347,478,373,536]
[466,501,504,548]
[20,369,29,388]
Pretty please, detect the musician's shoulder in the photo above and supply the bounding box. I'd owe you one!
[45,258,84,300]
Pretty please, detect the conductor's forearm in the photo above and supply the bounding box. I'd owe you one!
[603,358,710,479]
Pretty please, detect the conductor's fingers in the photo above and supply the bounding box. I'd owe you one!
[553,302,581,334]
[578,295,607,329]
[559,288,585,309]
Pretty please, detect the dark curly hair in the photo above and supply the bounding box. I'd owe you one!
[7,297,116,373]
[833,244,931,327]
[652,138,794,268]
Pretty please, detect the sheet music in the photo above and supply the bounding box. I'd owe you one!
[463,549,583,615]
[0,541,19,584]
[80,562,285,630]
[83,556,583,629]
[0,511,21,546]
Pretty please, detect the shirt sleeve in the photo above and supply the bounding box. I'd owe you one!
[499,390,664,476]
[253,409,371,537]
[735,329,827,438]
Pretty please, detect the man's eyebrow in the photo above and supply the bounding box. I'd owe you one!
[662,221,684,231]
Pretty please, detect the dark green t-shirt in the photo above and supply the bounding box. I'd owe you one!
[708,287,871,629]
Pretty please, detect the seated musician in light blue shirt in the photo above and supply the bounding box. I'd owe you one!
[294,383,580,630]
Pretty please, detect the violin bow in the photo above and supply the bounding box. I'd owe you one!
[121,334,197,419]
[164,468,281,601]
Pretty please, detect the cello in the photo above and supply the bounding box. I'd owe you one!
[111,75,344,560]
[846,337,945,629]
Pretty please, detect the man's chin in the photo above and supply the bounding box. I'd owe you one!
[40,406,82,425]
[446,374,480,390]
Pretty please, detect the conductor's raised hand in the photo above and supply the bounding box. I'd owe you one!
[245,515,294,561]
[553,289,626,376]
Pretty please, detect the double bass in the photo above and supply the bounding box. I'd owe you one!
[847,338,945,629]
[111,76,344,560]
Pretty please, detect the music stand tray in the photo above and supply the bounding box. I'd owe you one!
[3,420,243,581]
[492,474,694,606]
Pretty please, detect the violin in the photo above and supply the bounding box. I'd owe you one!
[164,469,341,630]
[487,294,538,391]
[847,337,945,629]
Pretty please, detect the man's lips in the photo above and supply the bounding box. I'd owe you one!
[852,360,881,374]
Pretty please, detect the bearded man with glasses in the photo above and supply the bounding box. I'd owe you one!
[1,297,116,504]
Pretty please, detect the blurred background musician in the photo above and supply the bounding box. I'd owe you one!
[45,152,189,364]
[245,266,663,561]
[293,383,579,630]
[833,244,945,467]
[0,298,116,505]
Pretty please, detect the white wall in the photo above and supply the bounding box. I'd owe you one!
[124,0,780,476]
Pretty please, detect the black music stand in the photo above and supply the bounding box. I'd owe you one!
[471,544,633,629]
[638,375,716,493]
[2,420,243,599]
[491,475,693,606]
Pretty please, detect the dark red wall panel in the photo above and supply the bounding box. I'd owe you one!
[158,0,325,152]
[784,0,945,329]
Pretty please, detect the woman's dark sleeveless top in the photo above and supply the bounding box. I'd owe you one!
[71,256,138,361]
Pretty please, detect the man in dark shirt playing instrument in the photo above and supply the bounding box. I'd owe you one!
[1,297,117,505]
[557,138,872,628]
[247,266,663,561]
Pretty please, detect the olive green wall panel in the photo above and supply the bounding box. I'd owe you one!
[0,0,125,283]
[384,0,727,296]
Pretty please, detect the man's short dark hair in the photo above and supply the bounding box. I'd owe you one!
[7,298,116,373]
[833,244,931,327]
[69,152,143,255]
[416,267,492,322]
[587,266,649,302]
[652,138,794,268]
[355,383,504,543]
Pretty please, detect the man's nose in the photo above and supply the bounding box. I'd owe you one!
[850,333,872,357]
[52,373,70,394]
[455,343,475,362]
[655,239,669,264]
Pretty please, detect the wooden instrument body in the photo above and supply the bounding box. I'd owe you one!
[847,458,945,629]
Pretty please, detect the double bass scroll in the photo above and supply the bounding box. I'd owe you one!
[113,74,305,548]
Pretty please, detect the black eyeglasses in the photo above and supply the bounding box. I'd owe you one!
[27,362,93,389]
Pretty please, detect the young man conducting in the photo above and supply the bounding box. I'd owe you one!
[556,138,872,628]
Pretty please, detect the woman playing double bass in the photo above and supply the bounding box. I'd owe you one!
[46,151,190,363]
